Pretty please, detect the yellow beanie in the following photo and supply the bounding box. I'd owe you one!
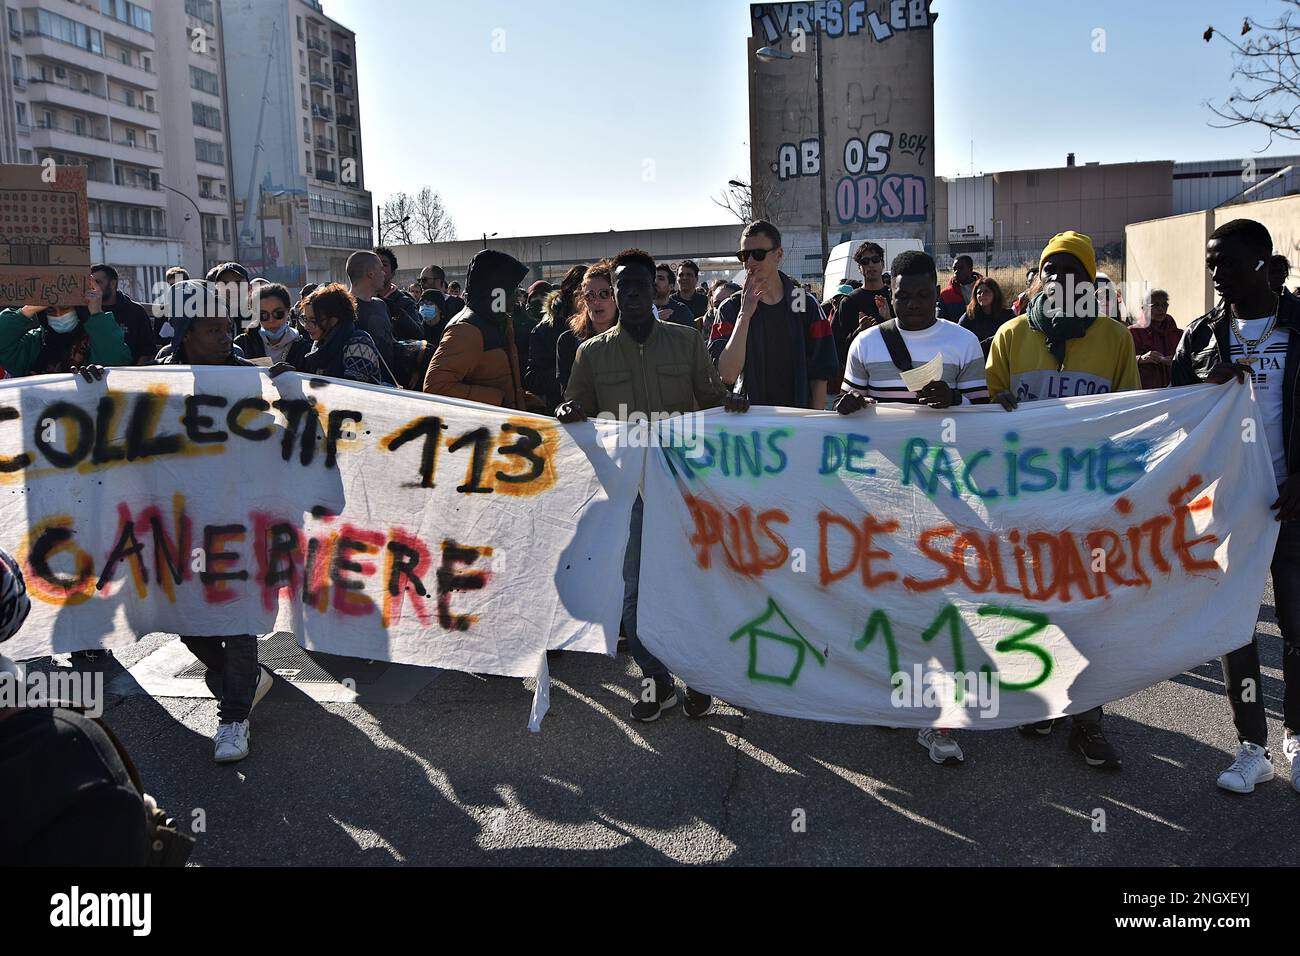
[1039,230,1097,282]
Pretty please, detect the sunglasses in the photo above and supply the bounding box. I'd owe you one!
[261,308,288,321]
[583,288,614,301]
[737,248,774,263]
[860,256,883,265]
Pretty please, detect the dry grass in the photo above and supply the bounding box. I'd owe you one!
[982,258,1124,304]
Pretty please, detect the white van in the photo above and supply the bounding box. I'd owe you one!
[822,238,924,293]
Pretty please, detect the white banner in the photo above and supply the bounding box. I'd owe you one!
[0,368,640,727]
[638,384,1280,728]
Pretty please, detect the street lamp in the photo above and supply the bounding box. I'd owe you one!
[158,181,205,275]
[380,214,410,244]
[482,231,498,250]
[538,239,551,281]
[756,31,829,270]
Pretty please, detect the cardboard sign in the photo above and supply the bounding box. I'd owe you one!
[0,164,90,310]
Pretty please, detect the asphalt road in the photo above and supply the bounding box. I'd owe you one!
[75,580,1297,867]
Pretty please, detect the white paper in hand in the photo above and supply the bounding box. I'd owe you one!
[898,353,943,393]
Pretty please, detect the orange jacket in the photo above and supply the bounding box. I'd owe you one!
[423,309,525,409]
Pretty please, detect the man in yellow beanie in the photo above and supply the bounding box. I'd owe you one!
[986,231,1138,406]
[985,230,1138,770]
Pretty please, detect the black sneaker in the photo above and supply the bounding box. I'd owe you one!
[70,649,110,664]
[1070,721,1122,770]
[683,686,713,718]
[1018,718,1055,737]
[630,677,678,722]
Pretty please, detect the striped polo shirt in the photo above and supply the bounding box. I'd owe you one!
[842,319,988,403]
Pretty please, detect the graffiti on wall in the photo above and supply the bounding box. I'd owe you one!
[752,0,934,43]
[750,1,934,238]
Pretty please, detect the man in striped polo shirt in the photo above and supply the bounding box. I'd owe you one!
[835,249,988,766]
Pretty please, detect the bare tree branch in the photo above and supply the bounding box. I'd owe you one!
[711,177,783,223]
[412,187,457,244]
[1205,2,1300,146]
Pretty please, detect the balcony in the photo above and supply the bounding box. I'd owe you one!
[107,97,161,129]
[98,223,168,239]
[314,168,336,183]
[12,76,26,90]
[310,103,333,121]
[314,135,335,151]
[309,71,330,88]
[336,113,356,129]
[88,179,167,208]
[331,49,352,67]
[26,77,107,115]
[333,80,354,98]
[307,36,329,55]
[30,122,111,156]
[110,138,163,169]
[22,34,156,87]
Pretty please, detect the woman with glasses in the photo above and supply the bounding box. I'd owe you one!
[234,283,310,367]
[276,283,390,385]
[556,260,616,393]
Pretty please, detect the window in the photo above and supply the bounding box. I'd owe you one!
[123,89,134,107]
[185,0,215,25]
[15,103,27,126]
[99,0,152,34]
[7,9,18,36]
[297,16,304,39]
[27,9,103,54]
[222,219,230,243]
[10,55,21,80]
[18,149,32,164]
[192,102,222,130]
[195,138,225,165]
[73,116,84,136]
[142,55,151,73]
[124,128,135,147]
[190,66,219,96]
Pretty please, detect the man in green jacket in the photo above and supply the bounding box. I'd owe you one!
[0,280,132,377]
[558,248,748,721]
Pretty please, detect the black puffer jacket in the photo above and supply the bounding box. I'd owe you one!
[1171,293,1300,478]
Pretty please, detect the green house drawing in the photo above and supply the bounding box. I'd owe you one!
[728,598,827,686]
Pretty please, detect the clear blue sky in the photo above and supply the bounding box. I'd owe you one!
[323,0,1296,239]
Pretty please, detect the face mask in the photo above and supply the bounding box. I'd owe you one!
[48,312,79,334]
[419,304,439,321]
[260,325,289,344]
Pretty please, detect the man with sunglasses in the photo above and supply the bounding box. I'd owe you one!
[830,241,893,392]
[710,220,838,409]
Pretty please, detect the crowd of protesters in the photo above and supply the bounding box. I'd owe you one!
[0,218,1295,807]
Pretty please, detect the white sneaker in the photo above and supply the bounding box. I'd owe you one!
[251,665,274,711]
[917,728,964,765]
[1216,741,1273,793]
[214,720,250,763]
[1285,731,1300,794]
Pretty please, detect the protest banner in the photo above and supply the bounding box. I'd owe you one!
[638,384,1280,729]
[0,164,90,310]
[0,368,640,727]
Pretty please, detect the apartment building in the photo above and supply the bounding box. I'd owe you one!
[222,0,371,286]
[152,0,237,272]
[1,0,182,296]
